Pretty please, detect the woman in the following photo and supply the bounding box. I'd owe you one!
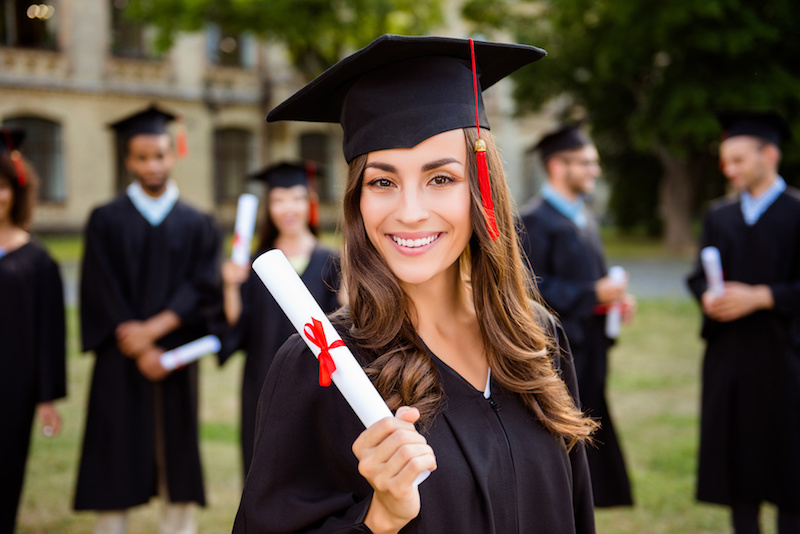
[234,35,598,533]
[0,128,66,532]
[221,161,341,476]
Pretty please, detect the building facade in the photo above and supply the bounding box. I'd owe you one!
[0,0,555,233]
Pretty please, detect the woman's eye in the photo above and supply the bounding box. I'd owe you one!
[367,178,394,188]
[430,174,453,186]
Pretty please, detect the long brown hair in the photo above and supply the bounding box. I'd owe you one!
[338,127,597,445]
[0,152,38,229]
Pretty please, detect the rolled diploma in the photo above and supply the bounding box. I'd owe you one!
[231,193,259,266]
[160,335,221,371]
[701,246,725,297]
[605,266,626,339]
[252,249,429,484]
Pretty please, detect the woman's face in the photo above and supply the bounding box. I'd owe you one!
[0,177,14,224]
[360,129,472,287]
[269,184,310,237]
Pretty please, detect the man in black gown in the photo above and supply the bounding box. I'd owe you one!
[74,105,221,533]
[518,123,635,507]
[686,111,800,534]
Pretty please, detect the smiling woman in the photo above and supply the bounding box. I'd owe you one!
[234,34,599,534]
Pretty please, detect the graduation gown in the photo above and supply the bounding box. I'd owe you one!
[686,188,800,512]
[233,311,595,534]
[0,240,66,532]
[74,194,221,511]
[220,244,340,475]
[518,196,633,507]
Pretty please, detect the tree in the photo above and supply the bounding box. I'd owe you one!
[126,0,443,80]
[464,0,800,250]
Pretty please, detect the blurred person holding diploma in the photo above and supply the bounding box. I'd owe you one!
[233,35,598,534]
[686,111,800,534]
[517,122,635,508]
[73,105,222,534]
[0,127,66,533]
[220,161,341,476]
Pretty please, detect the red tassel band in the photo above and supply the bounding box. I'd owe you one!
[475,139,498,240]
[10,150,26,187]
[176,122,188,159]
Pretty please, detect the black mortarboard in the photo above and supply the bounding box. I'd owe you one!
[250,162,315,189]
[717,110,792,146]
[109,104,178,142]
[266,34,546,163]
[0,127,25,153]
[535,122,591,162]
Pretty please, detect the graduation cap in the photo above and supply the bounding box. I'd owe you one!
[0,127,28,186]
[717,110,792,146]
[110,104,188,157]
[251,161,322,228]
[535,122,592,163]
[267,34,546,240]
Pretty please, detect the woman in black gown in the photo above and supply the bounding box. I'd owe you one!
[233,35,598,534]
[221,162,341,476]
[0,129,66,532]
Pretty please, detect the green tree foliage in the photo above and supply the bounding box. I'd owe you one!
[465,0,800,248]
[126,0,443,79]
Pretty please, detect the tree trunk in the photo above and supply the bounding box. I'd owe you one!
[654,143,697,253]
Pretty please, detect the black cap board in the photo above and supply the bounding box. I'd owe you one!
[267,34,546,163]
[250,162,315,189]
[110,104,178,142]
[535,122,591,162]
[717,110,792,146]
[0,127,25,153]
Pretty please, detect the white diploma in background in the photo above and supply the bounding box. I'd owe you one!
[605,265,626,339]
[701,246,725,297]
[252,249,429,485]
[160,335,221,371]
[231,193,259,266]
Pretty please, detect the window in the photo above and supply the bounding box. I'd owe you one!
[300,133,332,201]
[214,128,253,203]
[207,24,253,68]
[110,0,156,59]
[2,116,65,202]
[0,0,59,49]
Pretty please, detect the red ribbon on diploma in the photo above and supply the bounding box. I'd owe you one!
[304,317,345,387]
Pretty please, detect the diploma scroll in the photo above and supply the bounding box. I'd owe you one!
[701,246,725,297]
[605,266,626,339]
[160,335,221,371]
[252,249,430,485]
[231,194,259,266]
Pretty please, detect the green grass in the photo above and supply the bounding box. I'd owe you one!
[18,257,773,532]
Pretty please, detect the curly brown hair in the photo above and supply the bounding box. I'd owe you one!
[0,152,38,229]
[337,128,598,446]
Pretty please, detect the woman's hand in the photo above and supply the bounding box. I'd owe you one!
[36,402,62,437]
[222,260,250,325]
[353,406,437,534]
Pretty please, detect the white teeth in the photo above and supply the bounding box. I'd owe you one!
[392,234,438,248]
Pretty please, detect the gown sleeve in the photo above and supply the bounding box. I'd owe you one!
[233,334,375,534]
[685,212,715,303]
[80,207,137,352]
[35,251,67,403]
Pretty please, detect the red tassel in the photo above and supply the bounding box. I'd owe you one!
[475,140,498,241]
[10,150,26,187]
[176,121,188,159]
[305,161,320,229]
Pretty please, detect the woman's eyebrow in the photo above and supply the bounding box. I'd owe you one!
[422,158,462,172]
[364,162,397,173]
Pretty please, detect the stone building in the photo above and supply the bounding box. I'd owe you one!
[0,0,555,233]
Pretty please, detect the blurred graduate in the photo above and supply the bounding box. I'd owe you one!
[73,105,222,533]
[0,127,66,533]
[686,111,800,534]
[233,35,597,534]
[220,161,341,476]
[517,123,635,507]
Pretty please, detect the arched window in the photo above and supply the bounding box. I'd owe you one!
[299,132,332,201]
[2,116,65,202]
[214,128,253,203]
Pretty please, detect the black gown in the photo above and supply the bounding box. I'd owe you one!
[220,244,340,475]
[0,240,66,533]
[74,194,221,511]
[233,309,595,534]
[686,188,800,512]
[518,196,634,507]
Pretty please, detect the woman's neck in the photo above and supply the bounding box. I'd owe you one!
[274,230,316,258]
[0,219,29,251]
